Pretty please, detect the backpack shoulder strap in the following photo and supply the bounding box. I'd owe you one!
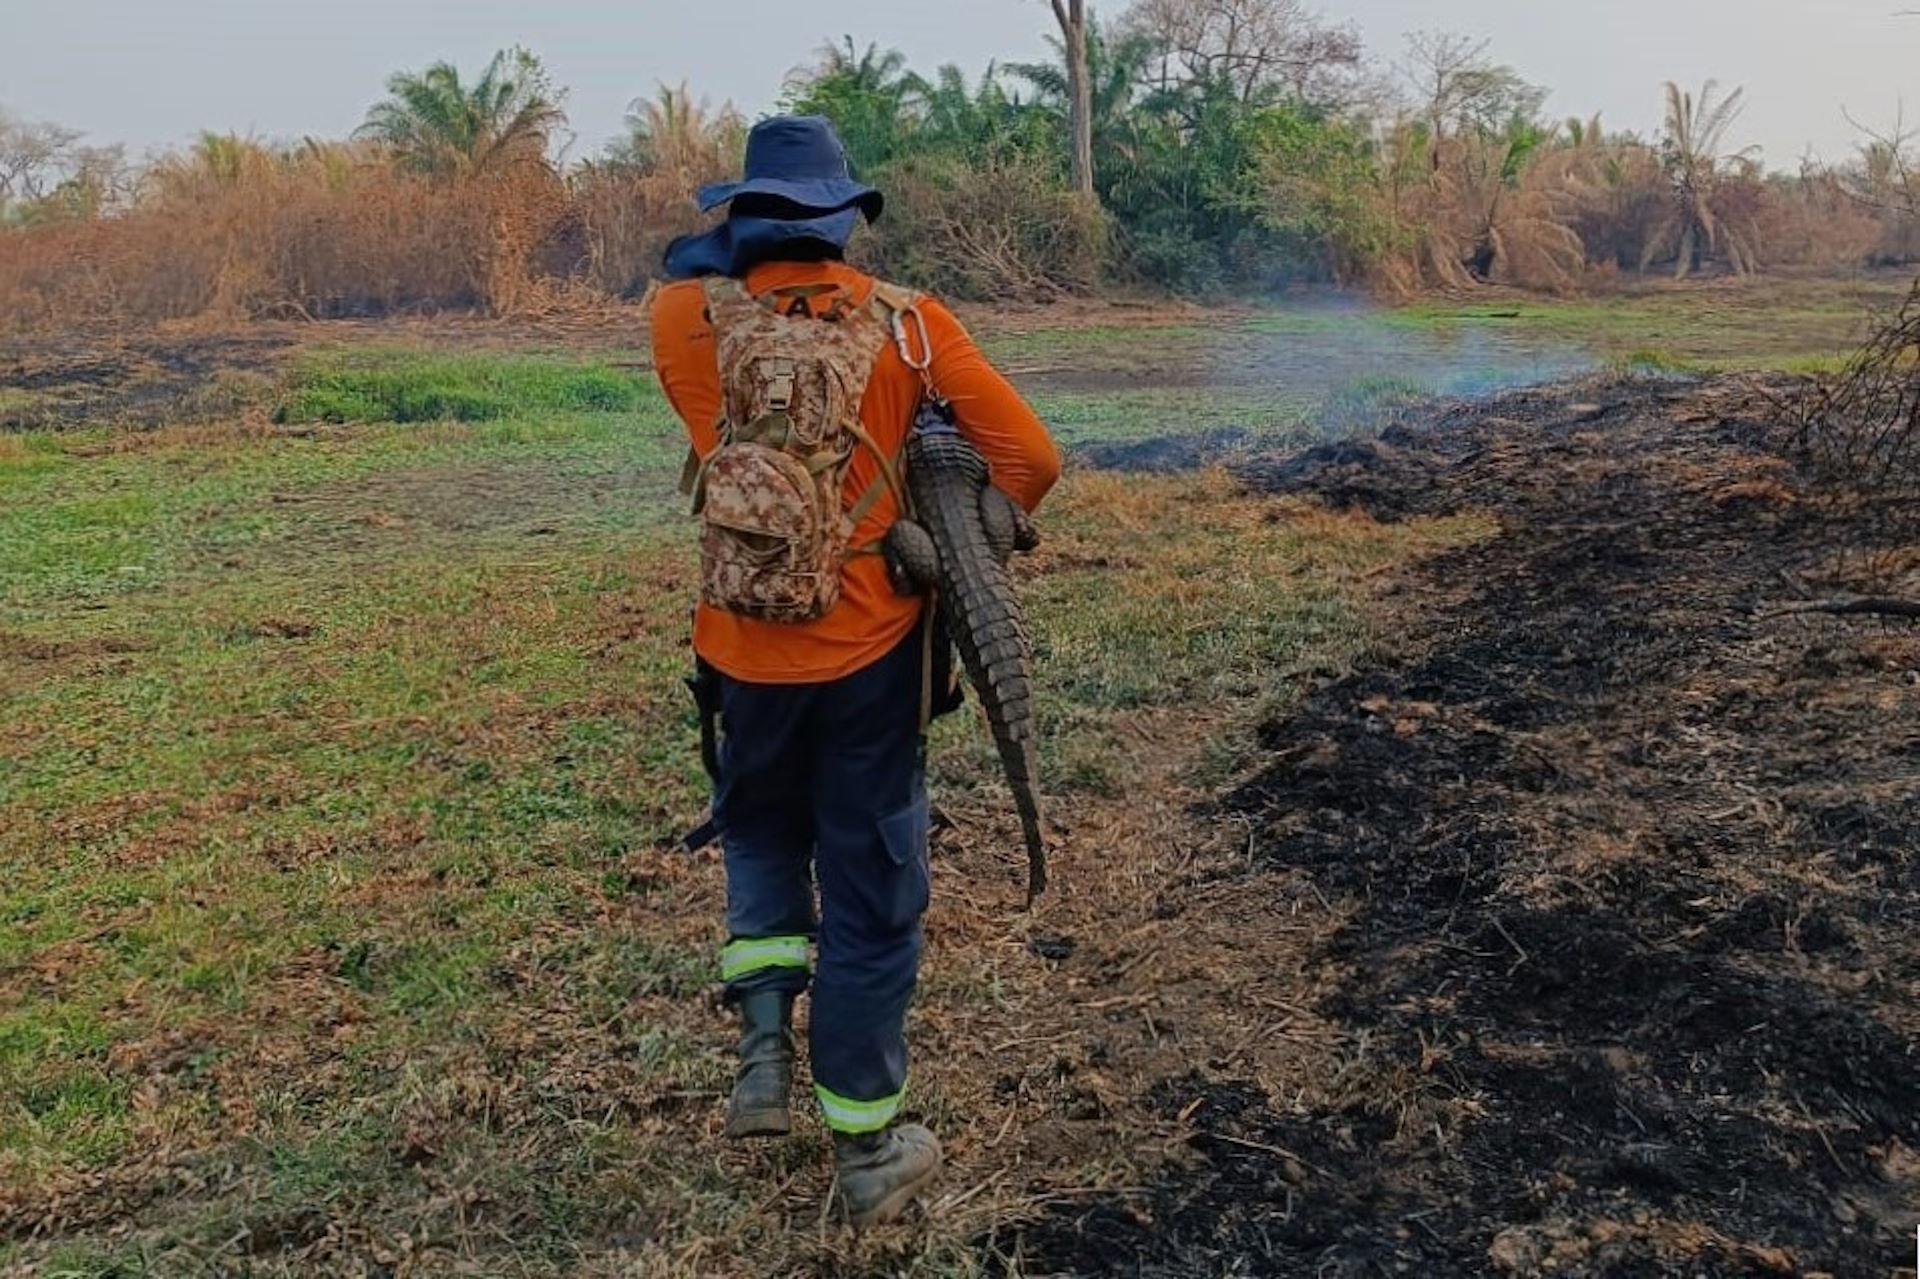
[865,278,935,381]
[866,279,921,320]
[678,277,757,503]
[703,274,778,334]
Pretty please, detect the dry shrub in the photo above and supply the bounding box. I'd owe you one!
[1382,136,1585,296]
[1755,171,1882,272]
[1872,204,1920,267]
[1794,277,1920,565]
[0,95,746,330]
[1797,277,1920,492]
[1494,156,1589,293]
[5,103,1910,331]
[1381,129,1883,291]
[1539,140,1669,272]
[0,146,577,332]
[570,165,727,300]
[571,85,744,298]
[861,155,1107,300]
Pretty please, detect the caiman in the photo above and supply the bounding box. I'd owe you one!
[884,398,1049,904]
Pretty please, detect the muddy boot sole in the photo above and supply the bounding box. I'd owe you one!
[838,1159,940,1229]
[723,1103,792,1139]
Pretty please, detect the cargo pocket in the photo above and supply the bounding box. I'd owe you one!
[876,788,932,932]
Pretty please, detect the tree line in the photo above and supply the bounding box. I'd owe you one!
[787,4,1918,295]
[3,1,1917,330]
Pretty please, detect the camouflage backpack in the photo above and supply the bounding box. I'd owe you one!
[684,276,921,623]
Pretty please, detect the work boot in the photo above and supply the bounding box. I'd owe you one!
[723,991,793,1139]
[832,1124,942,1227]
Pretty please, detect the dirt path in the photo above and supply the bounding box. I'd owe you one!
[1008,376,1920,1276]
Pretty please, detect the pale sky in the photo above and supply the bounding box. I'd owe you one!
[2,0,1915,170]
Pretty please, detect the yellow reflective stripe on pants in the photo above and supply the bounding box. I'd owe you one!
[814,1081,906,1134]
[722,935,810,982]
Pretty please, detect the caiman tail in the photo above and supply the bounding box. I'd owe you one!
[902,416,1048,903]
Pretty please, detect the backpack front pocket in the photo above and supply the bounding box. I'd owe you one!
[698,445,838,620]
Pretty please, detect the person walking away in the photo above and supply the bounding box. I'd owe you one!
[649,115,1060,1227]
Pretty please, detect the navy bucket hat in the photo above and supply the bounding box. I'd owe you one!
[661,115,883,279]
[696,115,883,220]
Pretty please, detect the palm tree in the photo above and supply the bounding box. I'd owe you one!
[1642,80,1760,278]
[144,131,275,207]
[813,37,922,102]
[1562,113,1604,148]
[356,47,566,178]
[917,65,1006,152]
[781,38,927,172]
[1006,23,1154,171]
[1418,134,1586,292]
[1530,114,1666,271]
[608,83,744,175]
[189,132,273,185]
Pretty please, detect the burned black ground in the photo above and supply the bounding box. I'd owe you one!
[1006,375,1920,1277]
[0,330,293,429]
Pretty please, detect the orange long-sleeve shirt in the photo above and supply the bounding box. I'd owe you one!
[651,260,1062,685]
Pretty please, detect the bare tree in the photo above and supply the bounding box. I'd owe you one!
[1397,31,1544,145]
[0,110,83,203]
[43,143,134,219]
[1400,31,1476,145]
[1044,0,1096,202]
[1123,0,1362,105]
[1841,104,1919,218]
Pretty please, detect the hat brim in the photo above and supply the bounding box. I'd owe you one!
[662,206,867,281]
[696,176,883,221]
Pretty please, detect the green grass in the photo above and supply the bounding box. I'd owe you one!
[1027,385,1318,447]
[1,334,1482,1273]
[1315,376,1431,436]
[972,276,1909,421]
[0,386,45,423]
[1388,274,1907,369]
[1,356,713,1243]
[274,351,657,424]
[981,321,1207,363]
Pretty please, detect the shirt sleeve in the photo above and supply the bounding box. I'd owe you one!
[919,298,1062,512]
[650,281,723,456]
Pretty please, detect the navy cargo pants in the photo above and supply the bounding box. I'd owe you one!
[712,625,932,1135]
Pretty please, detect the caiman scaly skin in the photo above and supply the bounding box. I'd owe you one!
[904,420,1048,903]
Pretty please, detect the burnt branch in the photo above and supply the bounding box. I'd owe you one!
[1763,596,1920,620]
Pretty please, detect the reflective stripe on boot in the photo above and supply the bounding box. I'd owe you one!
[724,990,793,1139]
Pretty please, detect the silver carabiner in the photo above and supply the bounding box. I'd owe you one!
[892,303,933,376]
